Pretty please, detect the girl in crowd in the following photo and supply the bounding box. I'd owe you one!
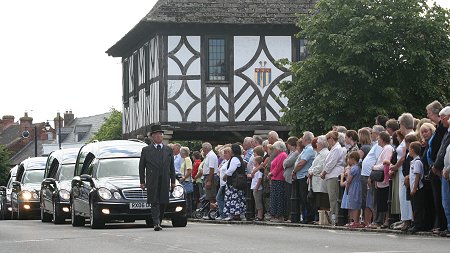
[180,147,193,217]
[251,156,264,221]
[340,151,363,228]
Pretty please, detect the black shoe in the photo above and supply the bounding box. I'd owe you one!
[154,224,162,231]
[407,226,418,234]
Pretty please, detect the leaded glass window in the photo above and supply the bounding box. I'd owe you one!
[208,38,226,81]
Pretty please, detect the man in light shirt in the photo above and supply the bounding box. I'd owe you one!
[202,142,219,215]
[172,143,182,174]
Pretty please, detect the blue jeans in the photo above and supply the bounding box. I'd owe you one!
[441,177,450,230]
[216,185,226,218]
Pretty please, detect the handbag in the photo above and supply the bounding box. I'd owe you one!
[369,170,384,182]
[227,156,247,191]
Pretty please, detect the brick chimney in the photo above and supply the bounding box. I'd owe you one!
[19,112,33,133]
[54,112,64,129]
[64,110,74,126]
[0,115,15,133]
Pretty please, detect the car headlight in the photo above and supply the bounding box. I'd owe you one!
[58,190,70,200]
[32,192,39,199]
[172,186,184,198]
[113,192,121,200]
[21,191,32,200]
[98,188,112,200]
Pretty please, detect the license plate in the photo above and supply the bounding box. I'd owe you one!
[129,202,151,209]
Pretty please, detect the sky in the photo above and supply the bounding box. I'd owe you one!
[0,0,449,126]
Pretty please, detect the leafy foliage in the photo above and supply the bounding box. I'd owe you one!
[279,0,450,135]
[0,145,11,186]
[91,108,123,141]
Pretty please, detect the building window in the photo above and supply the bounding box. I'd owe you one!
[297,39,308,61]
[207,38,226,81]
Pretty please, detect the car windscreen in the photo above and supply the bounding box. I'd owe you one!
[58,164,75,181]
[22,170,45,184]
[96,158,140,178]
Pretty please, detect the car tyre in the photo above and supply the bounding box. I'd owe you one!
[208,209,218,220]
[192,210,202,219]
[53,202,65,224]
[89,201,104,229]
[71,202,85,227]
[40,206,52,222]
[171,216,188,227]
[17,205,27,220]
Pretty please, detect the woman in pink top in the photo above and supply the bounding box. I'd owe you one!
[268,141,288,222]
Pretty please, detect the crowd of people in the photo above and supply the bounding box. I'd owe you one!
[165,100,450,236]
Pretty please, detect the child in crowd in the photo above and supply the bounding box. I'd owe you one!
[251,156,264,221]
[340,151,363,228]
[408,141,425,234]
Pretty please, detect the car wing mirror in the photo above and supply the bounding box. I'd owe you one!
[11,181,21,191]
[80,174,93,184]
[43,178,56,184]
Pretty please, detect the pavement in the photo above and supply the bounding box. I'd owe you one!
[188,218,448,237]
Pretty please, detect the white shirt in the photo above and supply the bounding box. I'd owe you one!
[202,150,218,175]
[361,141,383,176]
[409,156,424,190]
[251,171,263,190]
[225,157,241,176]
[173,153,182,174]
[218,160,229,187]
[323,143,346,179]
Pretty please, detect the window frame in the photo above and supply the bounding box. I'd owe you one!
[205,36,230,84]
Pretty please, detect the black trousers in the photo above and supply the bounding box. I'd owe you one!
[151,203,166,225]
[297,177,313,222]
[411,187,426,230]
[430,173,448,230]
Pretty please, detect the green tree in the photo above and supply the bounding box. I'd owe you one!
[280,0,450,134]
[91,108,123,141]
[0,145,11,186]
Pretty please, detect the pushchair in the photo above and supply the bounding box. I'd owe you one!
[192,195,217,220]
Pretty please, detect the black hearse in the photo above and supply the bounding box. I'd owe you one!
[70,140,187,229]
[0,165,18,220]
[10,157,47,219]
[40,148,79,224]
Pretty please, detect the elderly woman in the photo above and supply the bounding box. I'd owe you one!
[283,137,300,220]
[368,132,393,228]
[389,113,415,230]
[320,131,346,225]
[180,146,193,217]
[223,143,246,221]
[268,140,288,222]
[419,122,437,231]
[308,135,330,213]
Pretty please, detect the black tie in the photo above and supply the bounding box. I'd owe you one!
[157,144,162,151]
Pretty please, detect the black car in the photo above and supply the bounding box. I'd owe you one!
[40,148,79,224]
[0,165,18,220]
[10,157,47,219]
[70,140,187,229]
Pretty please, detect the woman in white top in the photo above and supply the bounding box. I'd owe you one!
[369,132,393,228]
[222,143,246,221]
[321,131,346,224]
[309,135,330,211]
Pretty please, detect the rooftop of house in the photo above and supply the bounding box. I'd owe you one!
[106,0,317,57]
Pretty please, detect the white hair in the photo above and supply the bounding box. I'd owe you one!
[338,132,346,146]
[272,140,287,152]
[439,106,450,117]
[317,135,328,149]
[302,131,314,142]
[202,142,212,150]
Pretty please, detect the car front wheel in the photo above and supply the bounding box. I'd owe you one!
[89,201,104,229]
[53,202,65,224]
[71,202,85,227]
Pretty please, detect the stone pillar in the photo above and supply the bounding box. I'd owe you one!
[163,130,173,145]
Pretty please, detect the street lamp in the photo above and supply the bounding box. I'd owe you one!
[44,113,62,149]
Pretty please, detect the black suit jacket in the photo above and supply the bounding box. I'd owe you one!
[139,144,175,204]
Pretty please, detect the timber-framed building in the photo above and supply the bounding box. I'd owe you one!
[106,0,315,142]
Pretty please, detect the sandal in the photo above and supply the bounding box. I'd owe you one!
[380,223,389,229]
[365,223,379,229]
[255,217,264,221]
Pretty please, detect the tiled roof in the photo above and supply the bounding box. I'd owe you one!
[106,0,317,57]
[144,0,315,24]
[60,112,111,144]
[9,140,54,165]
[0,125,20,146]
